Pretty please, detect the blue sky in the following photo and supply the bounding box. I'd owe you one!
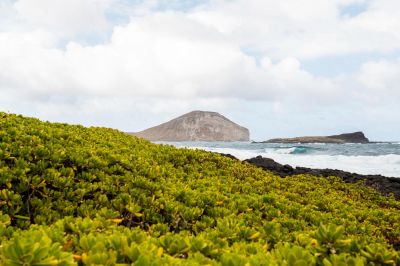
[1,0,400,141]
[340,1,368,17]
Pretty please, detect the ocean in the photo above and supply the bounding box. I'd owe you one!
[156,141,400,178]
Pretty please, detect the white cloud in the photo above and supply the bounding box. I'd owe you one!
[0,11,337,104]
[356,59,400,99]
[1,0,399,104]
[0,0,400,139]
[0,0,18,30]
[190,0,400,59]
[11,0,112,37]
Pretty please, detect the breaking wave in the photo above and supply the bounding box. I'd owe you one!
[273,146,315,155]
[185,146,400,178]
[160,141,400,177]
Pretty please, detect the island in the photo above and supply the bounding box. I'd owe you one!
[130,110,250,141]
[257,131,369,144]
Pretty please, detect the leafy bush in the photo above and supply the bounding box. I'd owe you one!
[0,112,399,265]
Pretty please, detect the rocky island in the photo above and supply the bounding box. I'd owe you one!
[130,110,249,141]
[258,131,369,144]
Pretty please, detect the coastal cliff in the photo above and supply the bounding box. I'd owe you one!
[131,111,249,141]
[260,131,369,144]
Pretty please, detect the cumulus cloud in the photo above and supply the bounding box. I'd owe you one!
[0,0,400,138]
[1,0,399,102]
[191,0,400,59]
[4,0,112,37]
[0,11,337,103]
[0,0,17,30]
[356,59,400,101]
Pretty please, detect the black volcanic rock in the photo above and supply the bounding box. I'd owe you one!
[259,131,370,144]
[244,156,400,199]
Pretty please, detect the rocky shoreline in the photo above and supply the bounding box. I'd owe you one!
[221,154,400,199]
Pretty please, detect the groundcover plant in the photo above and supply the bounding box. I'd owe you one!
[0,112,399,265]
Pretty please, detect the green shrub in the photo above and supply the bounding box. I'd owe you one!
[0,112,398,265]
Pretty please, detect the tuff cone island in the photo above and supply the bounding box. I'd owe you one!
[0,112,399,265]
[131,111,250,142]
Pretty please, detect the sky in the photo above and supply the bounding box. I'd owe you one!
[0,0,400,141]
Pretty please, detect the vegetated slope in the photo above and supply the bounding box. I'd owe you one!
[0,112,399,265]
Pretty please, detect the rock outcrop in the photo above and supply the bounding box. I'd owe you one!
[243,156,400,199]
[327,132,369,143]
[260,131,369,144]
[131,111,249,141]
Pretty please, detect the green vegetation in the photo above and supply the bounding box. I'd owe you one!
[0,112,399,265]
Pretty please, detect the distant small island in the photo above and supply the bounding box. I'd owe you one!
[130,110,249,141]
[256,131,369,144]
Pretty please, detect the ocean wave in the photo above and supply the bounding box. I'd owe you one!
[273,146,310,155]
[186,146,400,177]
[268,146,320,155]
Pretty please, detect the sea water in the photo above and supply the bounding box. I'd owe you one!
[156,141,400,178]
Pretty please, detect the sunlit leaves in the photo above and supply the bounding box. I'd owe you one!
[0,112,399,265]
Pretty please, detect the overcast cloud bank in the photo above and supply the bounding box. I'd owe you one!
[0,0,399,140]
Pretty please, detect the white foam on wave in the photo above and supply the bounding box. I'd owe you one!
[188,146,400,178]
[273,147,297,154]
